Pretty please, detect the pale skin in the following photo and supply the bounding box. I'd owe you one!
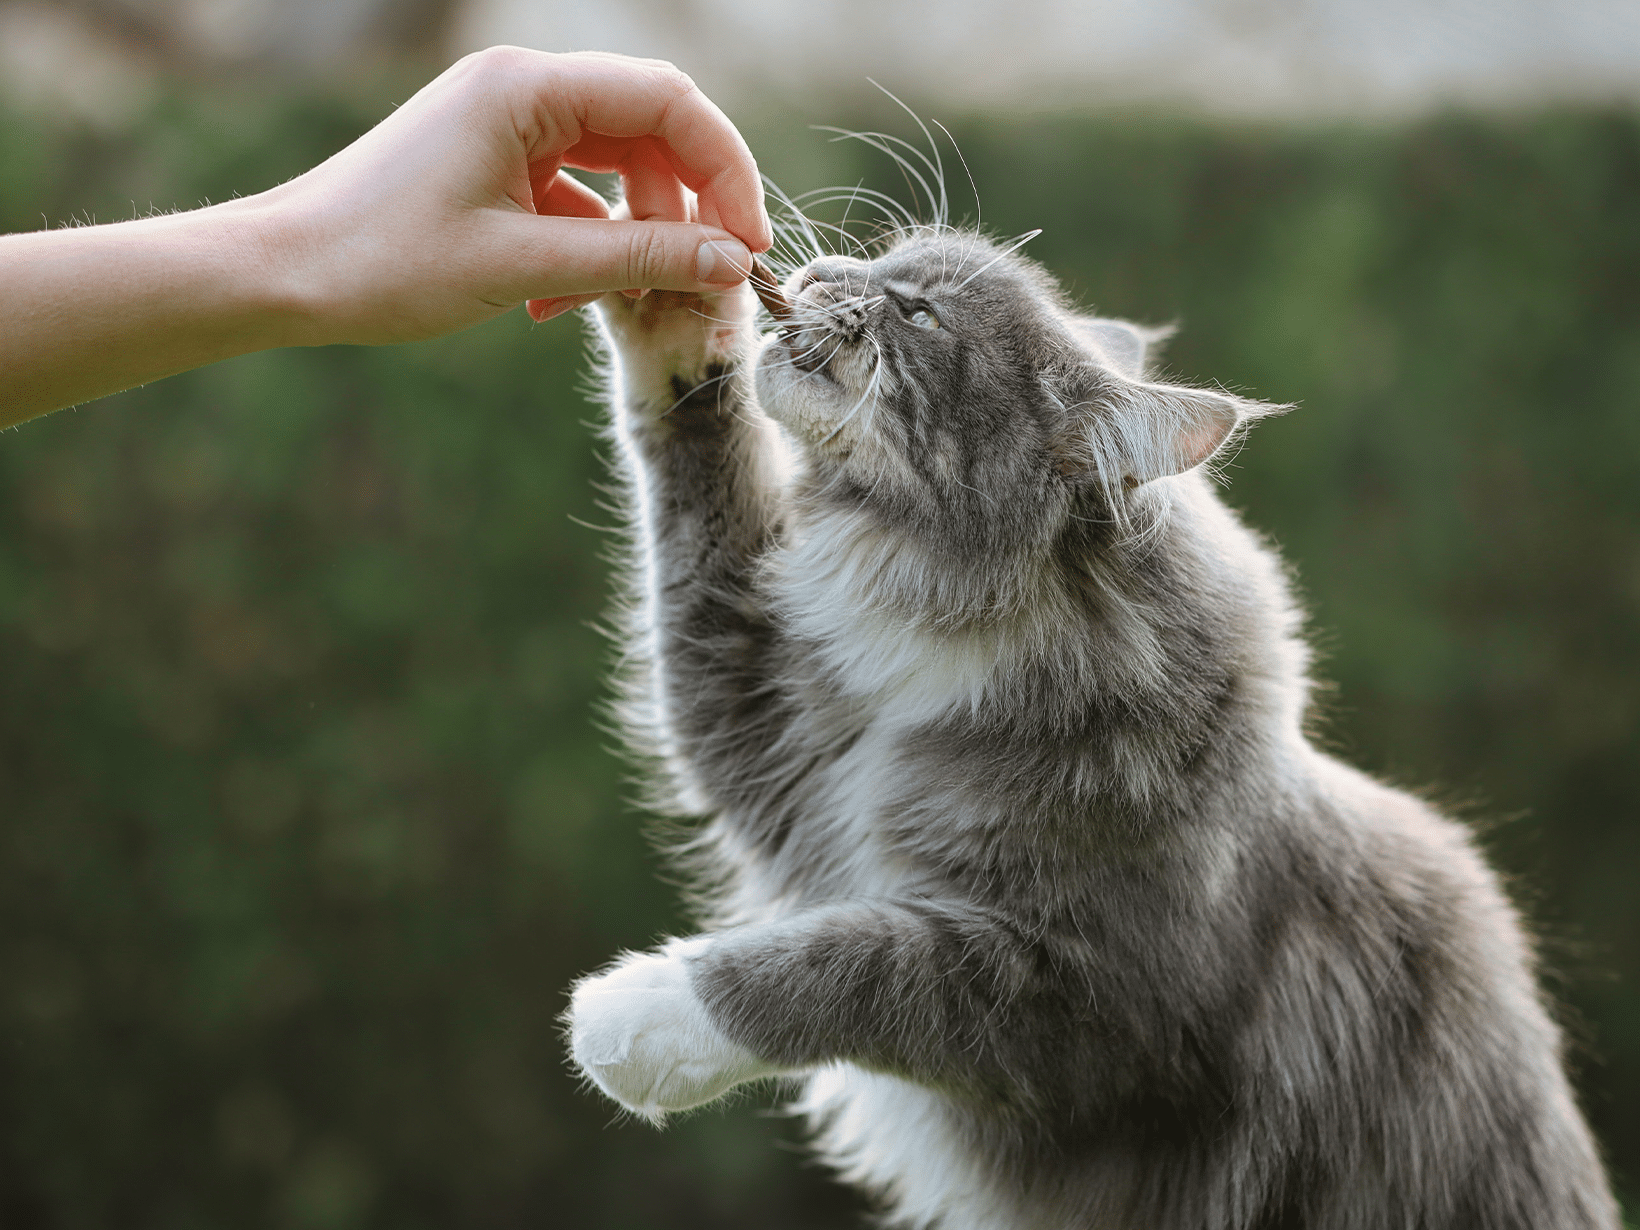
[0,46,772,426]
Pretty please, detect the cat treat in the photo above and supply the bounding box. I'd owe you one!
[747,254,792,322]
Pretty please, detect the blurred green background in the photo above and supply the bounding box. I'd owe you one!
[2,83,1637,1228]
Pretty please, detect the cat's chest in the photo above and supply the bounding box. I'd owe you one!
[797,712,918,899]
[768,617,1000,901]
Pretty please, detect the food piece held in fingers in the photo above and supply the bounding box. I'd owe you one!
[748,256,791,323]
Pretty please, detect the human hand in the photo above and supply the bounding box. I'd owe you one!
[256,46,771,344]
[0,47,770,419]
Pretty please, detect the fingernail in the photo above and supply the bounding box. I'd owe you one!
[696,239,751,285]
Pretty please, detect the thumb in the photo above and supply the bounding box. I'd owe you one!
[505,215,753,300]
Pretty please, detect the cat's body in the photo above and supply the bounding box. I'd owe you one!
[566,233,1618,1229]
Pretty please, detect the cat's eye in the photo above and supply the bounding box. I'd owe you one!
[907,307,941,331]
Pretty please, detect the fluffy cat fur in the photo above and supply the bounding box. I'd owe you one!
[565,231,1618,1230]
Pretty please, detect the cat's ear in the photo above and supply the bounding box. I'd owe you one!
[1054,370,1289,488]
[1067,316,1175,380]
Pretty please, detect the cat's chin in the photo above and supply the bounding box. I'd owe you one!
[753,332,861,454]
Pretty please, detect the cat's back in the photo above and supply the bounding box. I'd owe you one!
[1233,750,1616,1228]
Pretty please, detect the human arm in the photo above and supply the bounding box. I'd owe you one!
[0,46,771,425]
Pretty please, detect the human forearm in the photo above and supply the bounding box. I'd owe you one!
[0,197,314,423]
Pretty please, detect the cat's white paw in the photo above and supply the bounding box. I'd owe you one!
[596,286,753,417]
[567,937,777,1122]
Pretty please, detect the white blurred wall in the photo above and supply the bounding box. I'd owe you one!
[451,0,1640,115]
[3,0,1639,128]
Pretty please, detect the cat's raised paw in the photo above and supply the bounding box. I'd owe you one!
[595,284,755,421]
[566,937,778,1122]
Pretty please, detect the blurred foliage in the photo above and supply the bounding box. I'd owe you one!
[1,85,1637,1228]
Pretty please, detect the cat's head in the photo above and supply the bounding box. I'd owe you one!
[753,231,1283,557]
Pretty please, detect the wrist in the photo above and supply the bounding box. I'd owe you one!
[206,190,335,351]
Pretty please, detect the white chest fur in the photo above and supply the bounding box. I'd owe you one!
[742,543,1006,907]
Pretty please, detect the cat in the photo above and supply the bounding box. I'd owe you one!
[564,229,1619,1230]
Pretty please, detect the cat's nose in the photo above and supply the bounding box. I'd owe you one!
[799,257,870,293]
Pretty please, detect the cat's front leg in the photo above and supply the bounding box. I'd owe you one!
[594,278,800,818]
[567,937,782,1122]
[569,902,1047,1121]
[597,282,755,430]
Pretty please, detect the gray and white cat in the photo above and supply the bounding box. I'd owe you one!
[565,231,1618,1229]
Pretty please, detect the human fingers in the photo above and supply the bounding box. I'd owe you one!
[530,171,630,310]
[496,214,751,303]
[532,53,769,250]
[535,168,611,219]
[620,137,690,224]
[694,191,722,232]
[526,293,603,323]
[603,199,655,297]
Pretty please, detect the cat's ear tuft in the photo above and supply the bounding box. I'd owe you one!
[1067,316,1176,380]
[1054,371,1290,488]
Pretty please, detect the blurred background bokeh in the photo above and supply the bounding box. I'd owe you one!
[2,2,1638,1227]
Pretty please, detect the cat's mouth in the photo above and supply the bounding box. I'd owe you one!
[755,328,874,450]
[752,264,885,452]
[778,285,880,387]
[782,325,848,383]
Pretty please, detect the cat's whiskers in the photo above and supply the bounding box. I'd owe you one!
[953,229,1045,291]
[763,174,833,264]
[817,335,886,450]
[819,83,951,229]
[768,108,962,288]
[785,323,850,370]
[655,368,734,420]
[787,187,897,241]
[686,305,759,330]
[791,185,921,244]
[932,116,982,235]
